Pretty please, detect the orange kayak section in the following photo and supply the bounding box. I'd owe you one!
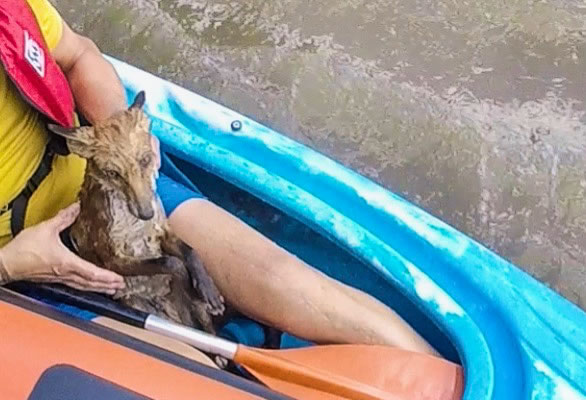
[0,299,269,400]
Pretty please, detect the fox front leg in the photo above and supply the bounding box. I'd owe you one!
[162,234,225,316]
[113,274,172,300]
[112,256,183,299]
[116,256,186,277]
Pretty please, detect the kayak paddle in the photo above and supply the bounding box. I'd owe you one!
[13,283,464,400]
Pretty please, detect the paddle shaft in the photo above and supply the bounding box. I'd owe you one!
[145,314,237,359]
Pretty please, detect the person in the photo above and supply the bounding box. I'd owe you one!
[0,0,437,357]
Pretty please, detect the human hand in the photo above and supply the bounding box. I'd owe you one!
[0,203,125,294]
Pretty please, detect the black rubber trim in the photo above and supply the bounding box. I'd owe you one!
[0,288,292,400]
[28,364,150,400]
[9,282,150,328]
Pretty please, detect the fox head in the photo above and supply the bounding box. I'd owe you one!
[49,91,158,221]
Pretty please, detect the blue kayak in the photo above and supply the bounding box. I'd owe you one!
[26,55,586,399]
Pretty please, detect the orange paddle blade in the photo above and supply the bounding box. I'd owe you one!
[235,345,464,400]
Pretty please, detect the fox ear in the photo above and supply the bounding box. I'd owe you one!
[47,124,95,142]
[129,90,146,110]
[48,124,78,139]
[47,124,95,158]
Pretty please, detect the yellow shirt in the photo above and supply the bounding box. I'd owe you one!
[0,0,85,246]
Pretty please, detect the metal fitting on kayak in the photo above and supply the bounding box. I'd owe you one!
[231,120,242,131]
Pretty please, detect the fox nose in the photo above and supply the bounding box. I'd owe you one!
[130,181,156,220]
[137,204,155,221]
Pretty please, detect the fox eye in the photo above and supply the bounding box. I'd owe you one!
[105,169,121,179]
[140,154,153,168]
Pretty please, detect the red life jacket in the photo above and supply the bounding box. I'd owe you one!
[0,0,75,128]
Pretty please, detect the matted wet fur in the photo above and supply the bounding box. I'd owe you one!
[48,91,225,334]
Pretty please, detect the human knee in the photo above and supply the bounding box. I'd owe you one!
[168,198,209,223]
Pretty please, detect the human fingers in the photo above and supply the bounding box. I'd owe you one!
[30,275,117,295]
[62,252,125,288]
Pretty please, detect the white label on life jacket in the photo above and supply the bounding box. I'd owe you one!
[24,30,45,78]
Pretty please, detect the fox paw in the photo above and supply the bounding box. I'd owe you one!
[195,278,225,316]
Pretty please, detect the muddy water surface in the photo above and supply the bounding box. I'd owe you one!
[53,0,586,309]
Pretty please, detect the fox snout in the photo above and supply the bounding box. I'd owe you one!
[136,202,155,221]
[129,182,156,221]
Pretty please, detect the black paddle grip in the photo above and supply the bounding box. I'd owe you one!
[7,281,149,328]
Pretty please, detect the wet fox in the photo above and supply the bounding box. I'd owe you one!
[48,91,224,333]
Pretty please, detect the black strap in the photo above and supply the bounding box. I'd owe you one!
[2,109,89,235]
[9,142,55,236]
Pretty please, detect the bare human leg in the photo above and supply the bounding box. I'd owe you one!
[168,199,439,356]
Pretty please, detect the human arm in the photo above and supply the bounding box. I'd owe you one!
[51,21,127,123]
[51,19,161,163]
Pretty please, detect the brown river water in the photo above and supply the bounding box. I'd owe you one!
[52,0,586,310]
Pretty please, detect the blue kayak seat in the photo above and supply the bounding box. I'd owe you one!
[219,316,313,350]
